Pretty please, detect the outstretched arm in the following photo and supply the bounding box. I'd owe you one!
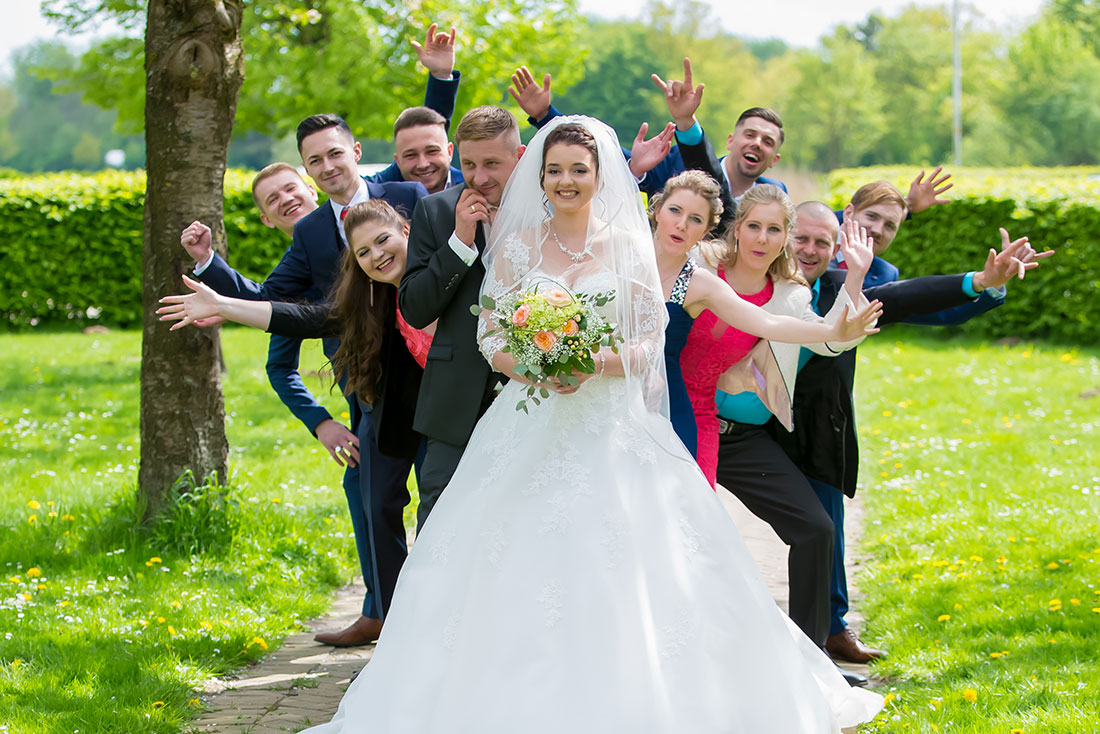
[157,275,274,330]
[685,269,880,345]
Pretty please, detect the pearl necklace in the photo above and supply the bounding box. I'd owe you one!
[550,226,591,263]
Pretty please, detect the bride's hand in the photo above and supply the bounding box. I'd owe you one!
[547,370,594,395]
[157,275,226,330]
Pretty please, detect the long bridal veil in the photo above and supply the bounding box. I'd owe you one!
[479,115,672,422]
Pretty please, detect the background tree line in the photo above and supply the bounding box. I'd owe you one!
[2,0,1099,174]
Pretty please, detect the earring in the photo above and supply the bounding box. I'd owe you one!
[369,281,374,307]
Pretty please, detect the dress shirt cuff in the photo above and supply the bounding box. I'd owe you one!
[447,231,478,267]
[674,122,704,146]
[193,251,216,275]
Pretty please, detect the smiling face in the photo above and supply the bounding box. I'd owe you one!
[394,124,453,194]
[733,201,789,274]
[541,143,597,214]
[299,126,362,202]
[347,221,409,286]
[726,116,782,179]
[844,201,905,255]
[654,189,711,257]
[791,209,840,283]
[458,134,524,207]
[253,169,319,236]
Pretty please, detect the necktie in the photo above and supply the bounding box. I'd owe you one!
[340,206,348,222]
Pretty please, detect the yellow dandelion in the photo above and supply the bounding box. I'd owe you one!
[271,498,282,503]
[1049,638,1057,644]
[883,692,897,705]
[969,555,983,562]
[1092,608,1100,614]
[25,568,41,578]
[27,515,37,525]
[156,616,165,624]
[47,511,57,518]
[167,625,177,636]
[27,500,41,510]
[250,636,268,650]
[962,688,978,703]
[59,600,71,607]
[188,698,201,707]
[954,603,963,610]
[8,576,21,583]
[10,659,22,668]
[1047,562,1060,570]
[990,652,1003,658]
[170,601,181,609]
[1011,729,1024,734]
[962,418,971,424]
[938,614,951,622]
[913,573,924,579]
[60,513,74,521]
[1008,537,1016,542]
[1070,598,1081,605]
[152,701,165,708]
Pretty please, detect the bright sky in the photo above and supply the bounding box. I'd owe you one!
[2,0,1046,77]
[579,0,1043,47]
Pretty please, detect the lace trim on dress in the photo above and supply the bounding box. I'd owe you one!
[668,258,697,307]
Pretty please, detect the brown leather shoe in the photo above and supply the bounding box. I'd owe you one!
[313,615,382,647]
[826,628,887,663]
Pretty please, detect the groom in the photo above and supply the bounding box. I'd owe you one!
[398,106,525,526]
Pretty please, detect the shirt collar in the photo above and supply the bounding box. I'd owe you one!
[332,178,369,246]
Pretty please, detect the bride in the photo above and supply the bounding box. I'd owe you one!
[302,116,883,733]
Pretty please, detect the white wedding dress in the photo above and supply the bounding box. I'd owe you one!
[302,270,882,734]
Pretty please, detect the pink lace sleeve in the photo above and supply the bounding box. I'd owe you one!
[395,304,432,369]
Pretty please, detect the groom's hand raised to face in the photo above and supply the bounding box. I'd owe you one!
[455,188,490,249]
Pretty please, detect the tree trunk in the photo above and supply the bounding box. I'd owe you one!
[139,0,244,522]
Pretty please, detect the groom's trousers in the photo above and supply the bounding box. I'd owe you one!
[714,424,834,648]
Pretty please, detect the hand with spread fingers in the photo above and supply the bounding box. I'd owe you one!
[652,57,705,131]
[905,166,954,213]
[509,65,552,121]
[411,22,456,79]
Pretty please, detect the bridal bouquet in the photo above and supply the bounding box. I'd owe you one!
[473,280,620,412]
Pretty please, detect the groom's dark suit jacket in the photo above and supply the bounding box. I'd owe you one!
[767,268,976,497]
[398,184,504,447]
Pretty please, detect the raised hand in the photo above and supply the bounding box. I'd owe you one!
[180,220,213,264]
[972,228,1051,291]
[905,166,953,213]
[455,188,490,248]
[838,217,875,277]
[834,300,883,342]
[509,66,552,121]
[627,121,676,179]
[411,22,456,79]
[315,418,360,468]
[157,275,225,330]
[652,57,705,130]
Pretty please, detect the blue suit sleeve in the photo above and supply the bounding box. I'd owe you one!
[903,288,1005,326]
[638,146,686,197]
[195,251,264,299]
[529,104,562,129]
[197,232,314,302]
[425,70,461,132]
[265,333,333,435]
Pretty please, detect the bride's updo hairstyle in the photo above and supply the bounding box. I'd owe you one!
[647,170,723,233]
[701,184,806,286]
[539,123,599,188]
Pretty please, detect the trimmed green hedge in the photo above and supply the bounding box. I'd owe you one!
[3,166,1098,344]
[827,167,1100,344]
[0,170,287,330]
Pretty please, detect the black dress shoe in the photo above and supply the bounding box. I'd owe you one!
[838,665,868,688]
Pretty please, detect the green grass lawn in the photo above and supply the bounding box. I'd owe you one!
[851,329,1099,733]
[0,328,369,734]
[1,327,1097,733]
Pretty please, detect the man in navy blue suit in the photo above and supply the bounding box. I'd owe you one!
[183,112,427,648]
[366,23,463,195]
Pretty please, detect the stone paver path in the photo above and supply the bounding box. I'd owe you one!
[189,489,873,733]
